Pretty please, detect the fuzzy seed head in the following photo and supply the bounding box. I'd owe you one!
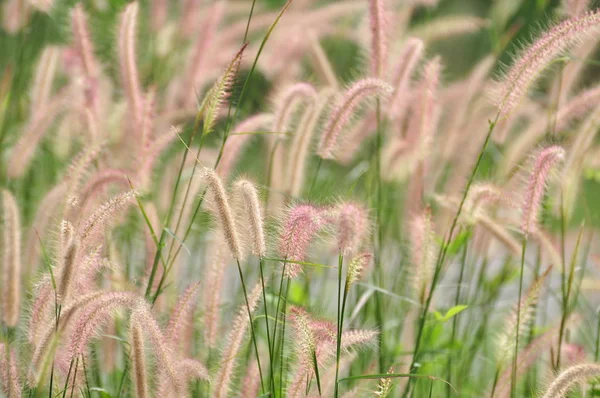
[317,78,392,159]
[2,189,22,327]
[495,10,600,118]
[204,168,243,260]
[333,202,370,255]
[279,204,327,277]
[347,252,372,288]
[520,146,565,236]
[233,179,266,258]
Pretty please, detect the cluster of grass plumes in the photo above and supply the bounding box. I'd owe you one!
[2,0,600,396]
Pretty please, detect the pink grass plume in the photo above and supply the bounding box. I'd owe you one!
[369,0,388,78]
[317,78,392,159]
[2,189,22,327]
[520,146,565,236]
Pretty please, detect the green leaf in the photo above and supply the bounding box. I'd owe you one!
[89,387,113,398]
[444,230,472,256]
[433,305,468,323]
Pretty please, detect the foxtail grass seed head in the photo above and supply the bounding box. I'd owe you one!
[494,10,600,119]
[520,145,565,236]
[346,252,372,288]
[2,189,22,327]
[279,204,327,277]
[80,190,138,246]
[232,179,266,258]
[204,168,243,260]
[118,2,142,125]
[369,0,388,78]
[409,208,436,302]
[317,78,392,159]
[130,315,149,398]
[541,363,600,398]
[0,343,21,398]
[388,37,424,122]
[333,202,370,255]
[199,43,247,136]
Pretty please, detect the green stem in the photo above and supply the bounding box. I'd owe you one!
[403,116,499,397]
[511,238,527,398]
[334,254,344,398]
[259,258,275,394]
[235,259,265,394]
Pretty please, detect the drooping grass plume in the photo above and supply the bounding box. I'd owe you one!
[540,363,600,398]
[79,190,138,247]
[317,78,392,159]
[165,282,201,348]
[494,9,600,118]
[520,145,566,236]
[232,179,266,258]
[212,282,263,398]
[204,168,243,260]
[2,189,22,327]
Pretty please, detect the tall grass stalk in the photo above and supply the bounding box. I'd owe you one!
[510,238,528,398]
[403,116,499,397]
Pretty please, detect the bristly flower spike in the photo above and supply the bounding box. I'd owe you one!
[198,43,247,136]
[130,313,149,398]
[369,0,388,78]
[278,204,327,278]
[541,363,600,398]
[204,168,243,261]
[118,2,143,125]
[2,189,21,327]
[494,9,600,119]
[333,202,370,256]
[346,252,372,289]
[317,78,392,159]
[0,343,21,398]
[232,179,266,258]
[520,145,565,237]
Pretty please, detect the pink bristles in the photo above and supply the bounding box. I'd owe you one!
[369,0,388,78]
[71,4,99,80]
[118,2,143,126]
[520,145,565,236]
[0,343,21,398]
[494,10,600,119]
[333,202,370,256]
[317,78,392,159]
[279,204,327,278]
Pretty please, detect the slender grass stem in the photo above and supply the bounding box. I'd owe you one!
[403,115,499,397]
[511,238,527,398]
[334,253,344,398]
[447,238,469,397]
[279,277,291,397]
[235,259,265,394]
[259,258,275,394]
